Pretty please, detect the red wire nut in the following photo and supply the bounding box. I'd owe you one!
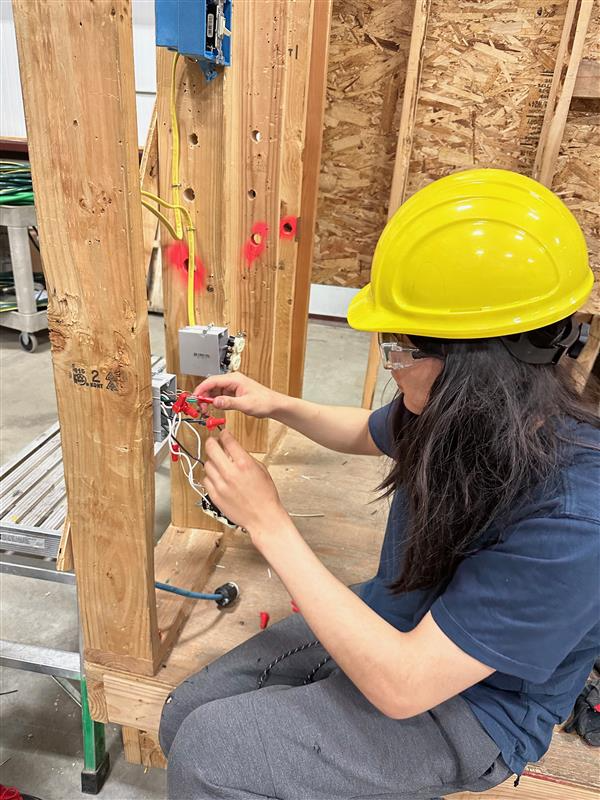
[172,391,200,418]
[259,611,270,630]
[0,786,23,800]
[171,442,180,463]
[206,417,226,430]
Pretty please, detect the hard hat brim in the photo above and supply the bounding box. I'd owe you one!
[347,275,594,339]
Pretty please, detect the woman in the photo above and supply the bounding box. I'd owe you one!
[159,169,600,800]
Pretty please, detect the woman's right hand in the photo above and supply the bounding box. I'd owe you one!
[193,373,281,419]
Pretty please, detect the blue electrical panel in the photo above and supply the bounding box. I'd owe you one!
[155,0,232,81]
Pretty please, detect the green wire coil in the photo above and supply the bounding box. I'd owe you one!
[0,160,34,205]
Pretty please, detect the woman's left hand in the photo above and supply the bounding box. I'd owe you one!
[203,430,288,535]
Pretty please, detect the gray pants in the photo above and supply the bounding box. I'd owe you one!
[160,612,511,800]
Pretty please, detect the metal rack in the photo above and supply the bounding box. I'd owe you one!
[0,355,169,793]
[0,204,48,352]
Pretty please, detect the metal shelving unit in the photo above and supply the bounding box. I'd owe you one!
[0,204,48,351]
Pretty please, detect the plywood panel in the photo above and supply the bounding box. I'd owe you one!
[315,1,599,296]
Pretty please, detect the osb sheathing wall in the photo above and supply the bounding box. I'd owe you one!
[313,1,600,314]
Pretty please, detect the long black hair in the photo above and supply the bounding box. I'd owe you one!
[379,320,599,594]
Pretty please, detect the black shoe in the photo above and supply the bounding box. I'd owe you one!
[564,678,600,747]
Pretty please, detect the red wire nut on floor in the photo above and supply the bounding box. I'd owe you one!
[0,786,23,800]
[259,611,270,630]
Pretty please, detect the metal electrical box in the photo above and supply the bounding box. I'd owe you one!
[152,371,177,442]
[155,0,232,81]
[178,325,245,377]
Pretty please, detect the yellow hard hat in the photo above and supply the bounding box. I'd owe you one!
[347,168,593,338]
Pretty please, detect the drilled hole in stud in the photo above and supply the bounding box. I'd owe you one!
[189,132,199,145]
[251,130,262,143]
[251,232,262,246]
[183,258,189,270]
[283,222,293,234]
[183,187,195,202]
[248,189,256,199]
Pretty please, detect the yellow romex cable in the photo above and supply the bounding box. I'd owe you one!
[140,52,196,327]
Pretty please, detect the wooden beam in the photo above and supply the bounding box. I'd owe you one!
[221,0,291,452]
[533,0,595,186]
[154,524,224,664]
[155,48,226,529]
[56,519,74,573]
[140,102,159,282]
[272,0,316,396]
[122,727,167,769]
[13,0,159,675]
[155,1,314,522]
[288,0,333,399]
[361,0,432,410]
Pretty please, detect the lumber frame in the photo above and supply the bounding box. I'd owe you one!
[361,0,432,410]
[12,0,160,675]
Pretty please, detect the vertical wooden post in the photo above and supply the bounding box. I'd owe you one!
[13,0,159,675]
[156,2,316,529]
[288,0,333,399]
[156,48,228,528]
[221,0,290,452]
[272,0,316,396]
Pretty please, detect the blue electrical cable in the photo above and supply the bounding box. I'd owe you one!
[155,581,222,601]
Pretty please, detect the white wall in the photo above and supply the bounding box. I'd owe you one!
[0,0,356,319]
[0,0,157,146]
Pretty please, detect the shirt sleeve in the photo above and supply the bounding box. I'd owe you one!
[431,514,600,684]
[368,399,402,457]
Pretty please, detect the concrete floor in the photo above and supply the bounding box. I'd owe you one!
[0,314,392,799]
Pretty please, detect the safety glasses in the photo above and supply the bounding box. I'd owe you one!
[378,333,436,370]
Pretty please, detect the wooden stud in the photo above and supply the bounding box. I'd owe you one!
[140,102,159,281]
[154,524,224,664]
[56,518,74,573]
[361,0,432,410]
[122,727,167,769]
[156,2,313,459]
[533,0,595,186]
[221,0,290,452]
[13,0,159,675]
[272,0,316,396]
[155,48,226,528]
[288,0,333,399]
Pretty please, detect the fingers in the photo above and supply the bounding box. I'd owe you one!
[204,436,232,474]
[218,430,250,462]
[194,373,245,399]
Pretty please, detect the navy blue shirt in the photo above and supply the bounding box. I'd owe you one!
[364,399,600,775]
